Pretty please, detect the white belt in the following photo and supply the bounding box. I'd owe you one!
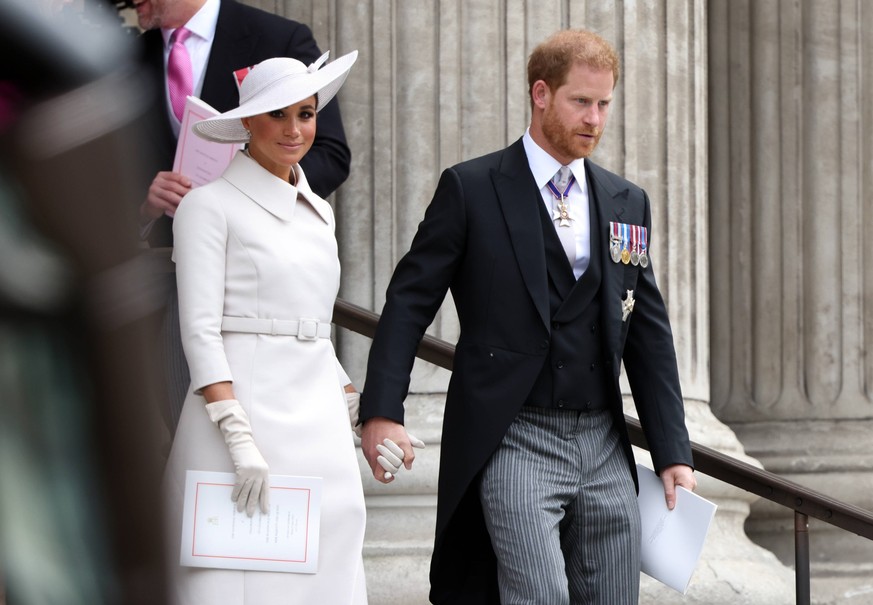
[221,316,331,340]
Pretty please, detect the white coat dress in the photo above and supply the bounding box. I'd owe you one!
[164,151,367,604]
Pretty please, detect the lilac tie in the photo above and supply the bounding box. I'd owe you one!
[167,27,193,121]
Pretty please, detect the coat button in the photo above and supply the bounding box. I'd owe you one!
[557,399,566,408]
[552,322,561,330]
[541,340,549,349]
[585,401,592,410]
[556,361,564,369]
[590,363,596,371]
[590,324,597,333]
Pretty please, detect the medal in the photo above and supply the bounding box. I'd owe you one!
[555,199,572,227]
[630,225,640,265]
[611,221,648,267]
[609,222,622,264]
[621,289,635,322]
[621,222,630,263]
[547,174,576,228]
[638,226,649,268]
[611,243,622,263]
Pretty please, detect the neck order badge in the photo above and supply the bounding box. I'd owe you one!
[548,166,575,227]
[547,166,577,266]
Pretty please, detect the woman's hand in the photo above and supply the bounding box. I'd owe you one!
[205,398,270,516]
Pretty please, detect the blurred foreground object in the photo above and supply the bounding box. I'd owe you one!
[0,1,168,603]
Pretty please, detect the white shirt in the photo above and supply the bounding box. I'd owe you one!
[161,0,221,137]
[522,129,591,279]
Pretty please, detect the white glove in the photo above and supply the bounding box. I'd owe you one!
[345,391,361,437]
[376,433,426,480]
[205,399,270,516]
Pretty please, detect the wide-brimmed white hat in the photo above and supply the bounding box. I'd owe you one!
[193,49,358,143]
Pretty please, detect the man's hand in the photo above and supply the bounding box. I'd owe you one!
[140,171,192,221]
[660,463,696,510]
[361,417,421,484]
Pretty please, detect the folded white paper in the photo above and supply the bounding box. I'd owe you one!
[173,96,241,189]
[181,470,322,573]
[637,464,716,594]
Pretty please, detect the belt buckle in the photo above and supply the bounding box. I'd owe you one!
[296,318,319,341]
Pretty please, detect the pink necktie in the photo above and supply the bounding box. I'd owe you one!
[167,27,193,121]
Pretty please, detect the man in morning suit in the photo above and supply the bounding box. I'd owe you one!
[359,29,696,604]
[135,0,351,431]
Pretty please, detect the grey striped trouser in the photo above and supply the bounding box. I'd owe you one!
[479,407,641,604]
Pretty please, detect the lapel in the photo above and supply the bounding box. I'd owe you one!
[141,29,166,83]
[141,29,177,164]
[585,160,632,353]
[293,165,334,224]
[490,140,550,331]
[201,0,257,111]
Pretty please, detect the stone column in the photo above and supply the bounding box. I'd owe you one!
[250,1,795,602]
[708,0,873,601]
[613,1,794,602]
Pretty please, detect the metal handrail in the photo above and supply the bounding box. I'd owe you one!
[331,297,873,605]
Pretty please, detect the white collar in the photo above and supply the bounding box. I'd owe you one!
[161,0,221,47]
[222,151,332,225]
[522,128,586,190]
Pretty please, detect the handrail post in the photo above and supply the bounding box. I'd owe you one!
[795,511,810,605]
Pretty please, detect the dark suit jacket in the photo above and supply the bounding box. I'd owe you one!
[140,0,351,246]
[361,138,694,604]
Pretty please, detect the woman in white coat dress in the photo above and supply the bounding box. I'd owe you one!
[162,52,369,604]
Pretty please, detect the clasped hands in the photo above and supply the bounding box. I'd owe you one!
[345,392,424,482]
[207,394,426,518]
[360,416,425,483]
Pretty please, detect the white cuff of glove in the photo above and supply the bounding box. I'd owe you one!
[205,398,242,424]
[345,391,361,437]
